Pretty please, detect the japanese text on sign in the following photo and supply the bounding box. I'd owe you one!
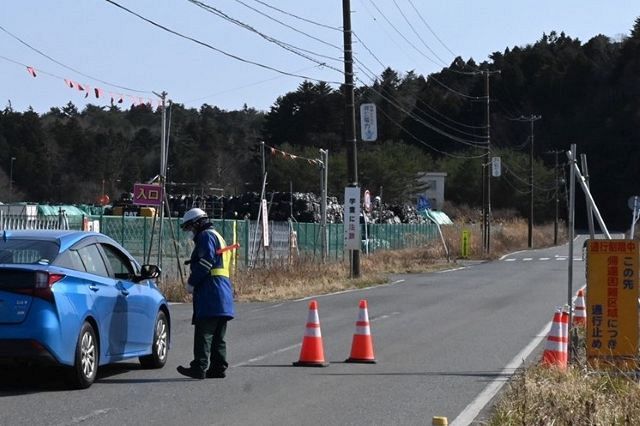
[133,183,163,207]
[343,186,361,250]
[586,239,639,368]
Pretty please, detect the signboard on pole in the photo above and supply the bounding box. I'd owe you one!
[360,103,377,142]
[344,186,361,250]
[363,190,371,213]
[491,156,501,177]
[261,199,269,247]
[586,239,639,369]
[133,183,163,207]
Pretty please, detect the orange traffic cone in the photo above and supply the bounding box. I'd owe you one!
[541,307,569,370]
[293,300,328,367]
[573,289,586,326]
[345,300,376,363]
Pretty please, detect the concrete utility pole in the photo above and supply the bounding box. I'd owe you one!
[580,154,595,239]
[547,150,562,245]
[342,0,360,277]
[153,91,169,273]
[319,149,328,262]
[482,70,500,254]
[513,114,542,248]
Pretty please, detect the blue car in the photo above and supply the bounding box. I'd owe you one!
[0,230,170,388]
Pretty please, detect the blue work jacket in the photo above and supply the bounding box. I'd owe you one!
[188,223,235,320]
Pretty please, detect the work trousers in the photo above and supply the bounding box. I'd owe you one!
[190,317,229,374]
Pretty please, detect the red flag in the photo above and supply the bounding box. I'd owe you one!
[26,66,37,77]
[64,79,74,88]
[77,83,85,91]
[94,88,103,98]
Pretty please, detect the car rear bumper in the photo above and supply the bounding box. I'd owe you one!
[0,339,58,364]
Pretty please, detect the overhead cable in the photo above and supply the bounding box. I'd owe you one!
[103,0,341,85]
[0,24,151,93]
[186,0,343,71]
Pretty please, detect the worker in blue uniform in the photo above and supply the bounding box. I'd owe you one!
[176,208,235,379]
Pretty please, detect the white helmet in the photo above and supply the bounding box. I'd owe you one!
[181,208,207,229]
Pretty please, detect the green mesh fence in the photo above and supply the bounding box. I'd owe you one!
[89,215,439,275]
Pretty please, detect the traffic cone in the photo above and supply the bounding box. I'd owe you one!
[293,300,328,367]
[573,289,587,326]
[541,308,569,370]
[345,299,376,363]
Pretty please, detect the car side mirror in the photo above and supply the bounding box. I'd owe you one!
[140,264,161,279]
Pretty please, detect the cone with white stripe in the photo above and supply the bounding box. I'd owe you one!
[541,307,569,370]
[573,289,587,326]
[293,300,328,367]
[345,299,376,363]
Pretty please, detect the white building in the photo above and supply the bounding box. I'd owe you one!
[417,172,447,210]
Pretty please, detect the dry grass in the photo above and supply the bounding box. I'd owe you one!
[161,219,564,303]
[489,327,640,425]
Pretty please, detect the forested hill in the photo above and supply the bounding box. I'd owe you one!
[1,19,639,229]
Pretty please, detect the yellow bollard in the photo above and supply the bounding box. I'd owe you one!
[432,416,448,426]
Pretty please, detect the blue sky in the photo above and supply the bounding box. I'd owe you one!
[1,1,638,113]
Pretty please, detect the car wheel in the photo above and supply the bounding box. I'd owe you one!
[67,322,98,389]
[139,311,169,369]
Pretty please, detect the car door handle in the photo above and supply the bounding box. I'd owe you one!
[89,285,99,292]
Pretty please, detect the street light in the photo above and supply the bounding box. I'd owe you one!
[9,157,16,196]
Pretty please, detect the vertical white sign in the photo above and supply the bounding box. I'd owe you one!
[261,198,269,247]
[491,156,501,177]
[360,103,377,142]
[344,186,361,250]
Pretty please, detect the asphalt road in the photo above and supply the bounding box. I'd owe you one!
[0,237,588,426]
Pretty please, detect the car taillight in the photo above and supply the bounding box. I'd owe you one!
[33,272,65,302]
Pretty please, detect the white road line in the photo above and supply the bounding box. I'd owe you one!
[450,322,551,426]
[539,257,550,261]
[504,258,516,262]
[437,267,466,273]
[556,257,567,261]
[231,343,301,368]
[522,258,532,261]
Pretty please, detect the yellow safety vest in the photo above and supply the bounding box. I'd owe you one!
[208,229,231,278]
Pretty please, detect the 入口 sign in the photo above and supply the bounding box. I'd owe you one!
[133,183,163,207]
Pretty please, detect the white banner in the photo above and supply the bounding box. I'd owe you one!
[261,199,269,247]
[344,186,361,250]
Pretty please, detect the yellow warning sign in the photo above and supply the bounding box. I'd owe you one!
[586,239,639,368]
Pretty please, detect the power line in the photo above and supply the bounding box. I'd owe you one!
[249,0,342,32]
[366,0,443,68]
[232,0,342,51]
[0,24,152,94]
[374,102,487,159]
[186,0,344,71]
[354,60,488,143]
[406,0,457,60]
[103,0,342,85]
[183,65,324,103]
[391,0,448,66]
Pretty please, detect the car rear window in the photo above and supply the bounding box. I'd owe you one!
[0,239,59,265]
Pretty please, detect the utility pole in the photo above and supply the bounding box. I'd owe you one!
[545,149,563,245]
[512,114,542,248]
[343,0,359,277]
[152,90,169,275]
[483,70,500,254]
[319,149,329,263]
[580,154,595,239]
